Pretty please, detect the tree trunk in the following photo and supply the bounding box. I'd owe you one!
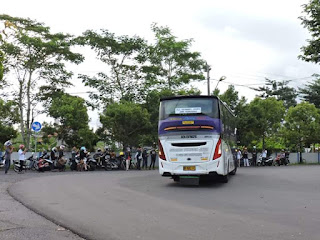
[19,80,26,145]
[26,72,33,149]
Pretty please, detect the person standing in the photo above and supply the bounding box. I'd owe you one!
[135,146,142,170]
[4,141,13,174]
[149,146,157,170]
[236,148,242,167]
[261,149,267,165]
[141,148,148,170]
[243,147,249,167]
[252,146,257,166]
[18,144,27,172]
[126,152,131,171]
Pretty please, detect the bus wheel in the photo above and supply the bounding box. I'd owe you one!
[230,166,237,175]
[172,176,179,182]
[220,174,229,183]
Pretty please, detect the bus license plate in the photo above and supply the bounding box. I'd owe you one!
[183,166,196,171]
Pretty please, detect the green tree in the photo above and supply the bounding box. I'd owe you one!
[142,23,206,90]
[245,97,285,149]
[0,98,19,143]
[48,94,98,150]
[0,14,83,148]
[219,85,240,112]
[254,78,297,109]
[282,102,320,162]
[100,101,151,148]
[77,30,147,105]
[299,76,320,108]
[299,0,320,64]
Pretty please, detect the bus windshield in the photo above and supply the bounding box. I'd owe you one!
[159,98,219,120]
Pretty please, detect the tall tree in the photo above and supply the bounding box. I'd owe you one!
[48,94,98,150]
[0,98,19,143]
[0,14,83,148]
[219,85,240,112]
[299,76,320,108]
[254,78,297,109]
[77,30,147,105]
[100,101,151,148]
[299,0,320,64]
[282,102,320,162]
[142,23,206,90]
[245,97,285,149]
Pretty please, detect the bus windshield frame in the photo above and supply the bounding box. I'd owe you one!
[159,97,220,120]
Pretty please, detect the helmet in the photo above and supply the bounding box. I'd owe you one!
[52,147,57,152]
[80,146,86,151]
[19,144,25,149]
[60,145,65,150]
[97,148,101,152]
[120,152,124,156]
[4,141,12,147]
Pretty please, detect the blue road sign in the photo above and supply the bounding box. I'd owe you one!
[31,121,42,132]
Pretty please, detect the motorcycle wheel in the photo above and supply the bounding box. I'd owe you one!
[89,163,96,171]
[33,161,39,171]
[257,162,261,166]
[105,162,112,171]
[13,164,19,173]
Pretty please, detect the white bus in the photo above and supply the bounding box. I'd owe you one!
[158,96,237,184]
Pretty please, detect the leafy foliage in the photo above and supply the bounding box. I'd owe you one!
[0,14,83,148]
[282,102,320,150]
[254,78,297,109]
[76,30,147,105]
[48,94,98,150]
[299,76,320,108]
[142,23,206,90]
[100,101,151,147]
[299,0,320,63]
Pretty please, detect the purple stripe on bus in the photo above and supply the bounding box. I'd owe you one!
[158,117,222,135]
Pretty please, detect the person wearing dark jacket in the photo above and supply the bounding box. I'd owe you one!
[149,147,157,170]
[142,148,148,170]
[135,146,142,170]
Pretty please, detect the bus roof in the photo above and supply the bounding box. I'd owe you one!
[160,95,219,102]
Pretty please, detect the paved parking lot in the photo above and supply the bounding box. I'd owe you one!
[8,166,320,240]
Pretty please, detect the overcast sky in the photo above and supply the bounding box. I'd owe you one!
[2,0,319,128]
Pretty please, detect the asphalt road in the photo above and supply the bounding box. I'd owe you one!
[0,171,84,240]
[9,166,320,240]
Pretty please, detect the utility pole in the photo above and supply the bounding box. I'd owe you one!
[206,63,211,96]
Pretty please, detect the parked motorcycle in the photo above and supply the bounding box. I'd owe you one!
[257,155,274,166]
[87,154,97,171]
[274,154,288,166]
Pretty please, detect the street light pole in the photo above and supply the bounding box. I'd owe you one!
[214,76,227,91]
[206,63,211,96]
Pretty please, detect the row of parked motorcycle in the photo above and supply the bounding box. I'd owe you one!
[239,155,290,167]
[10,150,128,173]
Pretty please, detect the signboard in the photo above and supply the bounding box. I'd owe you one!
[175,107,201,114]
[31,121,42,132]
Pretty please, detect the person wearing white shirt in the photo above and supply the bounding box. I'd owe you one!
[18,144,27,172]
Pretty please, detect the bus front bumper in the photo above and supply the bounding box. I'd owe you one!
[159,159,223,176]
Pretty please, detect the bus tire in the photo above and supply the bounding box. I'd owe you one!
[230,166,237,175]
[220,174,229,183]
[172,176,179,182]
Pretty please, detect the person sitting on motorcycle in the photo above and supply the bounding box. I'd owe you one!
[95,148,103,166]
[79,146,88,171]
[118,151,125,170]
[57,145,66,171]
[280,149,287,165]
[18,144,27,172]
[50,147,58,170]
